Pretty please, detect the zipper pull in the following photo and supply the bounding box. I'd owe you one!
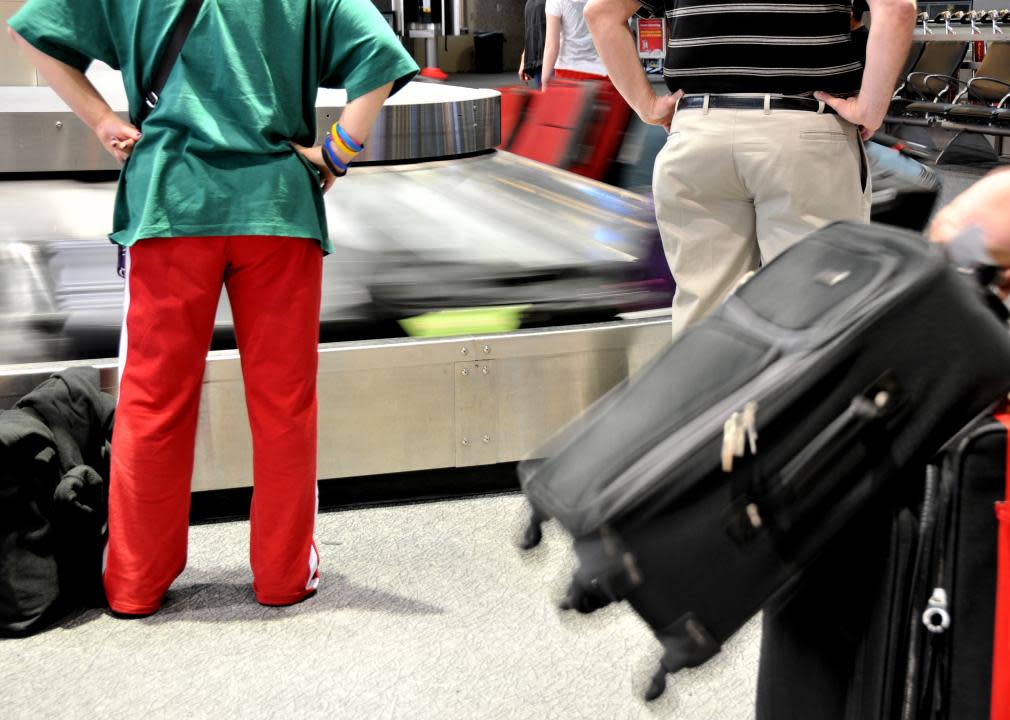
[722,413,740,472]
[922,588,951,634]
[742,401,758,455]
[732,411,747,459]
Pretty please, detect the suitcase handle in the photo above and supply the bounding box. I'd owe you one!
[738,379,900,541]
[517,503,548,550]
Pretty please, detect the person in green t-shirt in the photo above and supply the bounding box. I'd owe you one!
[7,0,418,617]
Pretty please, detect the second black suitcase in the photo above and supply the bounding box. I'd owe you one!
[519,222,1010,699]
[903,414,1010,719]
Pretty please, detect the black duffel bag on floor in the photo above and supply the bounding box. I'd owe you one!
[518,221,1010,700]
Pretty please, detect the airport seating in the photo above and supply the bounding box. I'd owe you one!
[887,41,1010,163]
[899,41,970,102]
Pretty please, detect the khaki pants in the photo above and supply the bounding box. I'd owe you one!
[653,102,872,336]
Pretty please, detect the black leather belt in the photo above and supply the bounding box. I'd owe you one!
[678,95,838,114]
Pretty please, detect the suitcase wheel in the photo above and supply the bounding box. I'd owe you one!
[518,505,548,550]
[642,613,721,700]
[644,665,668,702]
[559,577,614,614]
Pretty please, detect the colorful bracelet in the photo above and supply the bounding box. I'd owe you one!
[322,137,348,177]
[322,123,364,178]
[331,123,364,154]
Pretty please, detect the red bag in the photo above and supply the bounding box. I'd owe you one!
[993,414,1010,720]
[496,85,533,151]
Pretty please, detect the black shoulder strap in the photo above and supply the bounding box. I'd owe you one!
[136,0,204,125]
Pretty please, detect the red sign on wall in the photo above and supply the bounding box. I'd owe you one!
[637,17,665,58]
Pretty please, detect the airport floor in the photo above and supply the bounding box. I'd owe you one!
[3,494,761,720]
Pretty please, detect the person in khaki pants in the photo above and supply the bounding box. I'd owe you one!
[584,0,917,335]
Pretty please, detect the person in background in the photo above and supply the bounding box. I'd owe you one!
[520,0,547,89]
[583,0,916,336]
[851,0,870,65]
[542,0,608,89]
[7,0,418,617]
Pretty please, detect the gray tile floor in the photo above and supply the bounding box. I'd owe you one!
[3,495,761,720]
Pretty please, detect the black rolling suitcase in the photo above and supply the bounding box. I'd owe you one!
[904,414,1010,719]
[761,413,1010,720]
[518,221,1010,699]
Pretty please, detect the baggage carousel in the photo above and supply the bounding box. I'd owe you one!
[0,75,674,491]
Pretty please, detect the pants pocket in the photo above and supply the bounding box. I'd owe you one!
[857,137,870,195]
[798,130,848,143]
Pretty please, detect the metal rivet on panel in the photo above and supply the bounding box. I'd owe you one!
[482,435,491,444]
[461,368,469,376]
[55,121,63,130]
[481,366,489,375]
[461,347,468,355]
[482,345,491,354]
[462,438,470,446]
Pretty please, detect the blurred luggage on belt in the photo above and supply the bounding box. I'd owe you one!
[498,79,633,183]
[517,221,1010,700]
[863,140,941,231]
[367,250,674,337]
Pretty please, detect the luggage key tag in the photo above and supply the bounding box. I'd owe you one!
[943,224,998,282]
[942,225,1008,323]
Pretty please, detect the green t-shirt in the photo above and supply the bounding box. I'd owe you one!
[8,0,418,253]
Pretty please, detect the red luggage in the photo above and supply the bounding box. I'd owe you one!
[507,79,600,169]
[506,79,633,182]
[566,79,633,181]
[993,414,1010,719]
[496,84,533,151]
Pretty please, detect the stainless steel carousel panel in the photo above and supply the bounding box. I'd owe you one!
[188,319,670,492]
[0,77,502,172]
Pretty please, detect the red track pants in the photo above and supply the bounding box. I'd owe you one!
[552,68,608,82]
[104,236,323,614]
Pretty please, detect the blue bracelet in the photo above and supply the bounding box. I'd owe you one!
[335,124,364,153]
[323,135,348,176]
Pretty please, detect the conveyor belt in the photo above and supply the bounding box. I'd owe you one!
[0,144,674,491]
[0,151,671,364]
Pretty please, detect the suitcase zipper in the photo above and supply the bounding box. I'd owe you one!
[921,588,951,634]
[721,401,758,474]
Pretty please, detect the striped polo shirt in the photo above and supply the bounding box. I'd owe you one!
[637,0,863,95]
